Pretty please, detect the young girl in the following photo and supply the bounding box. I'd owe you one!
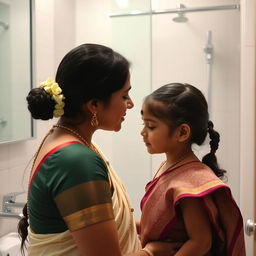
[139,83,246,256]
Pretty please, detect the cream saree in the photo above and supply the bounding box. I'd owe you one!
[27,144,140,255]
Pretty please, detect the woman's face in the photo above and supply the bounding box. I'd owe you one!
[98,75,134,132]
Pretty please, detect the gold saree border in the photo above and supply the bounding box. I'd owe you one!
[174,180,226,200]
[54,180,112,216]
[64,203,114,231]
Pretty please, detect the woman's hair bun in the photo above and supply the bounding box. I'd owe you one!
[26,87,55,120]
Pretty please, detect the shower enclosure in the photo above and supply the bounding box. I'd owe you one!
[109,0,241,217]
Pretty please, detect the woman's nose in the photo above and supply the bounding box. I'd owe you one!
[127,98,134,109]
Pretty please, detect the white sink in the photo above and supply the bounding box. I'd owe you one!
[0,232,27,256]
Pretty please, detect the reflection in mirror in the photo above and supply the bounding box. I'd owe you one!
[0,0,34,144]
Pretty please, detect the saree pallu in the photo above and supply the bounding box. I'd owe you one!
[96,145,141,254]
[27,144,140,255]
[139,161,246,256]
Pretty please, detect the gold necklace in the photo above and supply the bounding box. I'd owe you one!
[54,124,91,146]
[53,124,100,155]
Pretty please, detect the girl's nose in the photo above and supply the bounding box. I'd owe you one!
[140,128,146,136]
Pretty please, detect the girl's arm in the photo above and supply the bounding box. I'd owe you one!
[72,219,181,256]
[174,197,212,256]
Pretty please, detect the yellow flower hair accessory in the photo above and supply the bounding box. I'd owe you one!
[39,78,65,118]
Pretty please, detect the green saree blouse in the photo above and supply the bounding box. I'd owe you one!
[28,141,114,234]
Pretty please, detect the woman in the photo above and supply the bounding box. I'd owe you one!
[18,44,179,256]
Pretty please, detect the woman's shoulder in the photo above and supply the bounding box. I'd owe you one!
[46,142,109,180]
[45,142,110,195]
[57,142,106,166]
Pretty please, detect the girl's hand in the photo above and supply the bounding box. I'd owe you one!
[143,241,182,256]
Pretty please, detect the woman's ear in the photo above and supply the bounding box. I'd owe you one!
[82,99,98,113]
[176,123,191,142]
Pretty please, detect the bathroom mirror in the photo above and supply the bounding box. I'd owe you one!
[0,0,34,144]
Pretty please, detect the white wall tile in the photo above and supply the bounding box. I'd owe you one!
[0,145,9,171]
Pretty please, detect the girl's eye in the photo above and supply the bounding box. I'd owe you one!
[123,95,130,100]
[147,126,155,130]
[142,122,155,130]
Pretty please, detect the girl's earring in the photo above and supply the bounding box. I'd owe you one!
[91,113,99,127]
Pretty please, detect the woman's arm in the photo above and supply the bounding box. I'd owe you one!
[72,219,181,256]
[174,197,212,256]
[72,219,122,256]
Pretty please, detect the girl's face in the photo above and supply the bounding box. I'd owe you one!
[140,102,179,154]
[98,74,134,132]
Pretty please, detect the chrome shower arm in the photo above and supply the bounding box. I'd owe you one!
[109,4,240,18]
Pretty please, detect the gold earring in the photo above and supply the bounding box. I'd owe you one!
[91,113,99,127]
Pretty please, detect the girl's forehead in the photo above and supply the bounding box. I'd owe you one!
[141,103,150,115]
[141,105,158,122]
[141,100,164,114]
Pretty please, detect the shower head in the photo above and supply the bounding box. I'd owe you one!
[0,21,9,30]
[172,14,188,23]
[172,3,188,23]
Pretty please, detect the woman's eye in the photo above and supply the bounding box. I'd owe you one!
[123,95,129,100]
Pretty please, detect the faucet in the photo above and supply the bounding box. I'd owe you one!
[2,192,26,213]
[0,192,25,220]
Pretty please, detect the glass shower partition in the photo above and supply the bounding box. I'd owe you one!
[110,0,153,218]
[110,0,241,216]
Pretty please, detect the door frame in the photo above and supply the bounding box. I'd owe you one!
[240,0,256,254]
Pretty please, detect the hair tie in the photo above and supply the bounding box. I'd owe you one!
[210,149,216,154]
[208,120,214,131]
[39,78,65,118]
